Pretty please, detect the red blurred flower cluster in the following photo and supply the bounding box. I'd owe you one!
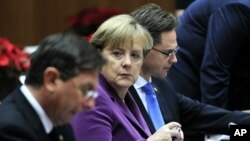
[66,7,123,40]
[0,37,30,78]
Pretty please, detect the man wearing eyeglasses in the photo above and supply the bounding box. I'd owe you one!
[0,33,105,141]
[129,3,250,141]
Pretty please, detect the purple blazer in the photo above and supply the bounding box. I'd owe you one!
[71,74,151,141]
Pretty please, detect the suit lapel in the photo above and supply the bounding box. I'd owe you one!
[13,88,49,141]
[129,81,175,133]
[156,91,174,123]
[152,78,175,122]
[111,89,150,137]
[99,74,150,137]
[129,86,156,133]
[13,88,75,141]
[125,92,151,135]
[49,125,75,141]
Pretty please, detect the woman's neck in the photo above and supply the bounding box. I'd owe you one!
[112,85,128,103]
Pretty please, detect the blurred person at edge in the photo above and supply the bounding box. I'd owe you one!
[174,0,194,17]
[167,0,250,111]
[0,33,105,141]
[71,14,184,141]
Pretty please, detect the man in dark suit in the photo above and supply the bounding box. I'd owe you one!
[130,3,250,141]
[168,0,250,111]
[0,33,105,141]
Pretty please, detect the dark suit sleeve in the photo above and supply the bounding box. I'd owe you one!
[200,3,250,108]
[0,101,39,141]
[178,93,250,134]
[0,121,35,141]
[155,78,250,135]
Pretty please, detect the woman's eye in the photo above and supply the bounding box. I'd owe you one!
[112,50,122,57]
[131,53,141,59]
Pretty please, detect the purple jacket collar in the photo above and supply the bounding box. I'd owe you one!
[98,73,151,136]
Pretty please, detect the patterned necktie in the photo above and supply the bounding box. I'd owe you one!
[142,83,165,130]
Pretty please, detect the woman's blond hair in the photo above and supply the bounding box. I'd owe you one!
[91,14,153,53]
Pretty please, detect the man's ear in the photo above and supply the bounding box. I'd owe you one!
[43,67,60,92]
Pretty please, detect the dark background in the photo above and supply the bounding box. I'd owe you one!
[0,0,177,46]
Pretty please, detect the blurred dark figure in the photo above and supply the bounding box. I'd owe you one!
[175,0,194,17]
[168,0,250,110]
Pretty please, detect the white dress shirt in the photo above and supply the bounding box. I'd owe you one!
[21,85,53,134]
[133,76,153,111]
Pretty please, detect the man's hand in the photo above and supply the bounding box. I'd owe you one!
[147,122,184,141]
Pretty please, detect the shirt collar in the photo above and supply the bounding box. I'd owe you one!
[134,76,152,89]
[20,85,53,134]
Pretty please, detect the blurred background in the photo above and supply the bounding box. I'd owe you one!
[0,0,178,46]
[0,0,194,100]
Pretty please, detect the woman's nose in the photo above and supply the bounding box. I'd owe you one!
[122,55,132,66]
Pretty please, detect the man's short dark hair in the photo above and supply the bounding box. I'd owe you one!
[131,3,178,45]
[25,33,105,87]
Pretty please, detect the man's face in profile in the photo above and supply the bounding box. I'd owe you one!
[143,30,178,79]
[50,69,99,125]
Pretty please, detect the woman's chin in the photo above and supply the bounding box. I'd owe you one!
[117,81,134,89]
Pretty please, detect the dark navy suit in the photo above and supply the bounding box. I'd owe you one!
[168,0,250,110]
[130,77,250,141]
[0,88,75,141]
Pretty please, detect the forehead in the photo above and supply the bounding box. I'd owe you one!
[158,30,177,50]
[107,37,144,50]
[71,70,99,85]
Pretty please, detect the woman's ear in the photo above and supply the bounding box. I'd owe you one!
[43,67,60,92]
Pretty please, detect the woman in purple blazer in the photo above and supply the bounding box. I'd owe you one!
[71,14,183,141]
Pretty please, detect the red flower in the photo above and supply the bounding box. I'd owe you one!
[66,6,123,39]
[0,37,30,78]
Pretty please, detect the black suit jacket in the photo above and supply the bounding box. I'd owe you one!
[0,88,75,141]
[129,77,250,141]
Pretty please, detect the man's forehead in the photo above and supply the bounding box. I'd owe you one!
[158,39,177,50]
[72,72,98,85]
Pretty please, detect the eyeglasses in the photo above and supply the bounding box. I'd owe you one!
[152,46,179,57]
[85,90,99,99]
[77,83,99,100]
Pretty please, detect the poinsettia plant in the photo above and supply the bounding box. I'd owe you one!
[0,37,30,78]
[66,6,123,41]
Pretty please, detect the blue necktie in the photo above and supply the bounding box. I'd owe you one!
[142,83,165,130]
